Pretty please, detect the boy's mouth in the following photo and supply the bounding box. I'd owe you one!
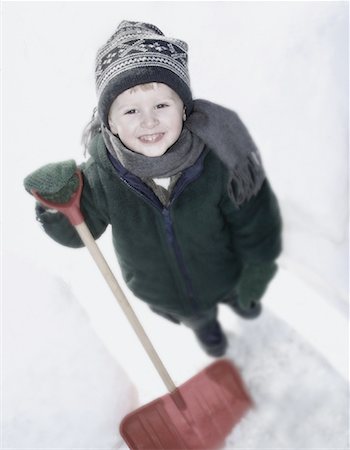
[138,133,165,144]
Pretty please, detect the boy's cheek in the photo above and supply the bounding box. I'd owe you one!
[109,121,119,135]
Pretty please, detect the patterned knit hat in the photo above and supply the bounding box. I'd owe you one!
[95,20,193,127]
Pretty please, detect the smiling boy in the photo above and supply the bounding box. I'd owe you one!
[108,83,185,157]
[24,21,282,357]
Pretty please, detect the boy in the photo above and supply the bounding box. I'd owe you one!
[24,21,282,357]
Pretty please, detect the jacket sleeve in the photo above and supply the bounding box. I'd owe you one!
[35,162,109,248]
[220,178,282,264]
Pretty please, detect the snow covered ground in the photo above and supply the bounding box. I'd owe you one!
[3,253,349,449]
[2,2,349,449]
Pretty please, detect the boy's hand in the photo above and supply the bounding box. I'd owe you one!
[237,261,278,311]
[24,160,79,204]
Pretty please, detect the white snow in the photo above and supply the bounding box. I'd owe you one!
[2,2,349,449]
[3,254,137,448]
[226,310,348,449]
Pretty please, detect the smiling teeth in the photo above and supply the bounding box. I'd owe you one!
[139,133,163,143]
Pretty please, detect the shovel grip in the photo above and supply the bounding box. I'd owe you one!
[74,221,177,393]
[32,171,84,226]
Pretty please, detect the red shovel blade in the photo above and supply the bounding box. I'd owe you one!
[120,359,252,450]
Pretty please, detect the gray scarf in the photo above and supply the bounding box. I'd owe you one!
[186,99,265,205]
[85,99,265,206]
[102,125,205,178]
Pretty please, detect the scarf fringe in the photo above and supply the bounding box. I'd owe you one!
[228,151,265,206]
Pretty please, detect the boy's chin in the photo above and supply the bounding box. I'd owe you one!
[134,145,169,157]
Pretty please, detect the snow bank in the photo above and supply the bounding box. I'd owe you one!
[3,254,137,448]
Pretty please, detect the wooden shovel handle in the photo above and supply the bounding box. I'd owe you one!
[74,221,177,393]
[33,172,177,393]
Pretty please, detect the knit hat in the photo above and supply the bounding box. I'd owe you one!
[95,20,193,127]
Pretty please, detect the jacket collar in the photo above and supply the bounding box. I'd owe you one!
[107,145,208,209]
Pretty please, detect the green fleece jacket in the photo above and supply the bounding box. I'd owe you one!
[36,133,282,316]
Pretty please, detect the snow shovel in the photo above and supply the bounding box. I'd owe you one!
[32,170,252,449]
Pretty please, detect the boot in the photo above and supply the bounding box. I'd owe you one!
[194,320,228,357]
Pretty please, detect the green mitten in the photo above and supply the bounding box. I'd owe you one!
[237,261,278,311]
[24,160,79,203]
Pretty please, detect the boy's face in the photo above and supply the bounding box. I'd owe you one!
[108,83,185,157]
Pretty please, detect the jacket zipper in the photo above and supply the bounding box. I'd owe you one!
[119,177,198,311]
[161,208,198,312]
[108,151,206,312]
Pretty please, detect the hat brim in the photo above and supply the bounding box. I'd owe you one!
[98,66,193,127]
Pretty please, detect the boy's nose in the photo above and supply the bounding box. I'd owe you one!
[141,113,159,129]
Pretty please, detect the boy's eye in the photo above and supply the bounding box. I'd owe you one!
[156,103,169,109]
[125,109,137,115]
